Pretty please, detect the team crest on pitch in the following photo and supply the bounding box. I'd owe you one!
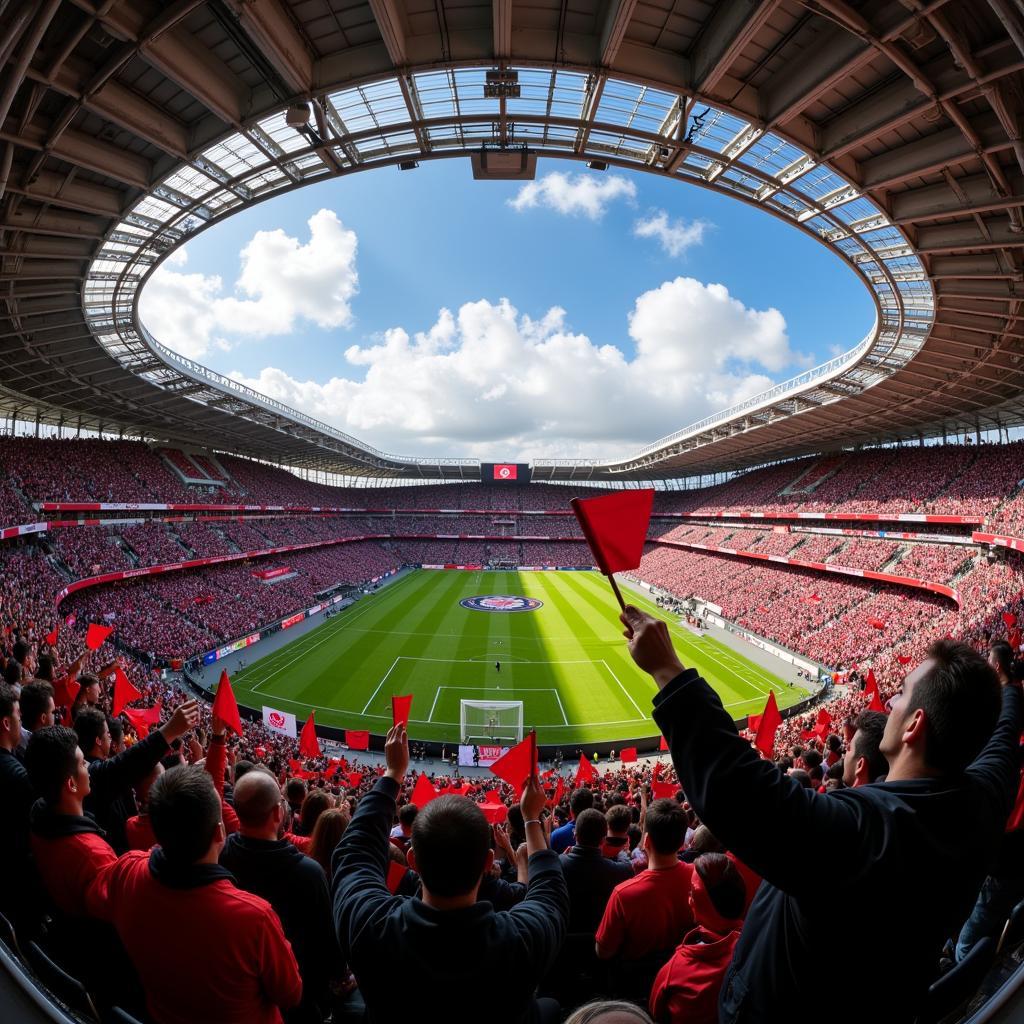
[460,595,544,613]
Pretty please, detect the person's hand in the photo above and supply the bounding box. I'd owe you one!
[160,700,200,743]
[211,715,225,739]
[515,842,529,871]
[520,773,546,822]
[494,822,515,860]
[384,723,409,782]
[186,735,203,764]
[620,606,684,689]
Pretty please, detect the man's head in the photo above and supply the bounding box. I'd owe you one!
[574,808,608,848]
[19,681,54,733]
[148,765,224,865]
[843,710,889,787]
[408,796,493,899]
[0,683,22,750]
[284,777,306,812]
[34,655,55,683]
[233,769,286,835]
[74,706,110,760]
[107,716,125,755]
[76,675,101,707]
[642,798,687,856]
[989,640,1014,683]
[25,725,89,807]
[690,852,746,931]
[606,804,631,838]
[569,787,594,820]
[397,803,418,833]
[881,640,1001,777]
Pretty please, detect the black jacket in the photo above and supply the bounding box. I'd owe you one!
[652,669,1022,1024]
[85,729,168,853]
[333,777,569,1024]
[560,845,633,933]
[220,832,336,1021]
[0,746,37,921]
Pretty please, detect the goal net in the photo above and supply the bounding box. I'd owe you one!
[460,699,524,744]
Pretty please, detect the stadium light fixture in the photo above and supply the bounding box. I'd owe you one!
[285,103,311,127]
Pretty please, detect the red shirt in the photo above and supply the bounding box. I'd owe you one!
[31,830,117,917]
[596,860,695,959]
[649,926,740,1024]
[86,850,301,1024]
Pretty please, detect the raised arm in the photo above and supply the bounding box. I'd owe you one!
[965,682,1023,821]
[624,607,864,894]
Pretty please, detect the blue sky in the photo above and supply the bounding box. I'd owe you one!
[140,158,873,460]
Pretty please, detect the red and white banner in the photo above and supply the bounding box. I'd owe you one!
[262,706,297,738]
[253,566,290,580]
[493,464,518,481]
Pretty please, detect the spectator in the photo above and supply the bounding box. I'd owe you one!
[308,807,350,875]
[562,808,634,933]
[389,801,418,851]
[842,710,888,787]
[564,1003,654,1024]
[86,765,303,1024]
[625,605,1020,1023]
[0,683,34,925]
[649,853,746,1024]
[602,804,633,863]
[333,724,568,1023]
[551,787,594,853]
[19,679,54,739]
[220,766,337,1023]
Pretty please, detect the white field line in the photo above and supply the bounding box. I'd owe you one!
[360,657,401,714]
[427,686,443,723]
[552,689,569,726]
[600,659,647,718]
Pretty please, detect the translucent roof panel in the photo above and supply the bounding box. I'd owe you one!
[594,81,679,136]
[329,80,410,133]
[746,134,804,175]
[203,134,267,178]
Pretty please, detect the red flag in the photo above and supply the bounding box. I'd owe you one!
[489,731,537,795]
[392,694,413,728]
[864,669,886,713]
[620,747,638,763]
[570,489,654,575]
[122,702,162,738]
[867,617,886,630]
[212,670,243,736]
[52,675,79,710]
[754,692,782,758]
[659,735,669,751]
[652,780,677,800]
[345,730,370,750]
[386,860,407,894]
[1011,629,1023,651]
[547,776,566,809]
[85,623,113,650]
[45,625,59,647]
[813,708,832,740]
[484,789,503,804]
[410,773,439,808]
[112,665,142,717]
[1003,612,1018,628]
[299,712,321,759]
[480,801,508,824]
[345,772,364,789]
[896,654,912,666]
[573,754,597,786]
[747,713,761,733]
[652,762,663,781]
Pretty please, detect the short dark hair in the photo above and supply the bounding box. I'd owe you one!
[789,768,813,788]
[107,715,124,745]
[148,765,222,864]
[606,804,631,834]
[801,749,823,770]
[233,759,256,781]
[574,808,607,847]
[0,682,16,722]
[73,706,107,757]
[569,787,594,817]
[398,803,419,827]
[285,778,306,805]
[3,660,19,685]
[35,655,55,682]
[19,681,53,730]
[694,852,745,921]
[909,640,1001,775]
[990,639,1014,678]
[410,796,491,897]
[12,641,28,665]
[645,798,687,854]
[77,674,100,695]
[25,726,79,805]
[852,710,888,782]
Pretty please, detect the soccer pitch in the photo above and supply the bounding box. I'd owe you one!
[229,569,804,745]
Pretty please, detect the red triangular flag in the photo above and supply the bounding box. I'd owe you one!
[652,780,677,800]
[212,670,243,736]
[813,707,832,740]
[652,761,663,781]
[85,623,113,650]
[754,692,782,758]
[299,712,321,759]
[896,654,912,666]
[570,489,654,575]
[392,694,413,728]
[574,754,597,786]
[868,690,886,713]
[489,731,537,795]
[345,772,364,789]
[45,625,59,647]
[345,730,370,750]
[659,735,669,751]
[112,665,142,717]
[410,773,439,808]
[620,747,638,763]
[1003,611,1018,627]
[547,776,565,809]
[864,669,887,713]
[122,702,162,738]
[53,674,80,709]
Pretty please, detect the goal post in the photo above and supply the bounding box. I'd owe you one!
[460,699,524,744]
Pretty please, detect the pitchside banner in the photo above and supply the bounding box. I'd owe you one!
[459,744,508,766]
[262,706,298,738]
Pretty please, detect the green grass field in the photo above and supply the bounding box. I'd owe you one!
[228,569,805,744]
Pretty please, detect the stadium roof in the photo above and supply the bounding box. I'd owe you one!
[3,0,1024,480]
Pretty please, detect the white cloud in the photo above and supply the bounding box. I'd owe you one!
[228,278,808,459]
[139,209,358,358]
[633,210,710,257]
[508,172,636,219]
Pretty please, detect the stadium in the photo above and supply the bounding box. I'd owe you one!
[5,0,1024,1021]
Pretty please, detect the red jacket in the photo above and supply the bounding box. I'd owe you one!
[87,849,301,1024]
[649,926,741,1024]
[29,805,117,917]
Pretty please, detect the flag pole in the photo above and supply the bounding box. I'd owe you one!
[608,573,626,611]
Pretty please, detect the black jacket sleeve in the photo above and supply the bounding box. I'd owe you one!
[87,729,169,796]
[965,684,1023,824]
